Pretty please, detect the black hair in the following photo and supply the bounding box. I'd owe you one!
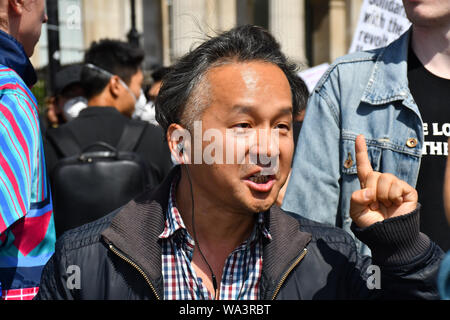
[151,66,173,83]
[81,39,145,99]
[155,24,308,134]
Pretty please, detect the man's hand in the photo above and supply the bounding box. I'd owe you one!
[350,135,418,228]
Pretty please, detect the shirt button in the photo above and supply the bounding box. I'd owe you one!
[344,152,353,168]
[406,138,418,148]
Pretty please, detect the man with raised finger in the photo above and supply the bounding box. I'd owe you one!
[35,25,443,300]
[283,0,450,255]
[438,138,450,299]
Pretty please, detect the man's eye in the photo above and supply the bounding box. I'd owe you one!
[231,123,252,135]
[275,123,290,131]
[233,123,251,130]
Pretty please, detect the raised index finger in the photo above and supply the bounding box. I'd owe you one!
[355,135,373,188]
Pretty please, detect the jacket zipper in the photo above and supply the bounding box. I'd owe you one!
[107,243,161,300]
[271,248,308,300]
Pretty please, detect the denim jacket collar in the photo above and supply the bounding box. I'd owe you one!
[360,29,416,111]
[0,29,37,87]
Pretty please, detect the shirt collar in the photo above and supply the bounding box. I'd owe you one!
[159,174,272,242]
[360,28,412,105]
[159,174,187,239]
[77,106,122,118]
[0,30,37,87]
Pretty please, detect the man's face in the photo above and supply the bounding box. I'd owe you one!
[117,69,143,117]
[402,0,450,27]
[187,61,294,214]
[17,0,48,57]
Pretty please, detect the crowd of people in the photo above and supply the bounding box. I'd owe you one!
[0,0,448,301]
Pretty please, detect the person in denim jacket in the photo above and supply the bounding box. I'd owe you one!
[439,138,450,300]
[282,1,450,255]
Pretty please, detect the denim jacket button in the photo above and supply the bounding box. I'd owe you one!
[406,138,418,148]
[344,152,353,168]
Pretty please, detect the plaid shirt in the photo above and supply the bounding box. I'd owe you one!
[159,177,272,300]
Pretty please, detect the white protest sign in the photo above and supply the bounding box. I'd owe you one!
[298,63,330,93]
[349,0,411,53]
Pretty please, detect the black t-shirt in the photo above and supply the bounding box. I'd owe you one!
[408,46,450,251]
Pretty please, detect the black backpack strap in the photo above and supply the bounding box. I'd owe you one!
[46,127,82,157]
[116,120,148,152]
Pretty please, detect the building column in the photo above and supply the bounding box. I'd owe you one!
[142,0,164,68]
[346,0,363,52]
[329,0,347,61]
[81,0,143,49]
[171,0,236,62]
[205,0,236,32]
[161,0,171,66]
[269,0,306,67]
[171,0,207,60]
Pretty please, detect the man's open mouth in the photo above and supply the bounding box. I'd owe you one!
[244,172,276,193]
[248,174,272,184]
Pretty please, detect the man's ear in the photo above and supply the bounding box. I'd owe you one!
[8,0,25,15]
[108,75,122,99]
[167,123,192,164]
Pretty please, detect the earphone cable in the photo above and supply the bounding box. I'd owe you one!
[184,164,219,300]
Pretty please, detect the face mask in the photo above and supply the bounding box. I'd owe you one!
[132,92,158,124]
[63,96,88,121]
[136,88,147,111]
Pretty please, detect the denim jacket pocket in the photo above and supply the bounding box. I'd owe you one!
[341,134,382,175]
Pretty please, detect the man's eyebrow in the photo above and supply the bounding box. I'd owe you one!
[279,107,293,116]
[230,105,254,115]
[230,105,293,116]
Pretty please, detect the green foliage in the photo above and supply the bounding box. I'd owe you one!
[31,79,48,116]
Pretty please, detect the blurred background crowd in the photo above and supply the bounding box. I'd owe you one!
[34,0,367,125]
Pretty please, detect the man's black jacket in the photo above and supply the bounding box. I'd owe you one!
[35,167,443,300]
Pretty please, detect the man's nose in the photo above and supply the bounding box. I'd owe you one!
[250,129,281,166]
[43,14,49,24]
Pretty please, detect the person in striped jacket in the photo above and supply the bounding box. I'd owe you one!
[0,0,55,300]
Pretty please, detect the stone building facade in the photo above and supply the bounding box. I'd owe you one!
[33,0,364,73]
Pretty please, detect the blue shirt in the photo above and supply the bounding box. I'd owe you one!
[0,30,55,300]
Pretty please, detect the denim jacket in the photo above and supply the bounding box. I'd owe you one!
[282,29,423,255]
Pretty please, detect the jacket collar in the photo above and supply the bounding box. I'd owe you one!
[0,30,37,87]
[101,167,174,298]
[78,106,122,117]
[260,206,311,299]
[360,28,417,112]
[101,165,312,299]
